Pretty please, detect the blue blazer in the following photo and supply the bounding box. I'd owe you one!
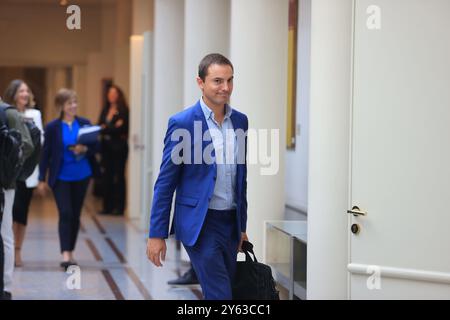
[149,101,248,246]
[39,117,100,188]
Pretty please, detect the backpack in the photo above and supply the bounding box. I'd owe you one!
[232,241,280,300]
[17,118,41,181]
[0,103,23,189]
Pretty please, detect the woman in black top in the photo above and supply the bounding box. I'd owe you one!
[98,85,129,215]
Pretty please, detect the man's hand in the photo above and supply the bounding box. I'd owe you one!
[146,238,167,267]
[238,232,249,252]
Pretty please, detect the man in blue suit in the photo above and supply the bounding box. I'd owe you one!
[146,53,248,300]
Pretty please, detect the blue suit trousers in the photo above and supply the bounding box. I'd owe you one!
[184,209,239,300]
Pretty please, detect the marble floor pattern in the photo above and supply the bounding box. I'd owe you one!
[10,191,202,300]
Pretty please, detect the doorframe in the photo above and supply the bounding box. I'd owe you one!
[306,0,353,299]
[347,0,357,300]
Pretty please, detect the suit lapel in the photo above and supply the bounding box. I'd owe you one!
[56,119,63,151]
[230,111,245,202]
[229,111,243,131]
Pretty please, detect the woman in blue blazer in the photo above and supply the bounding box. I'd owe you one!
[38,89,99,270]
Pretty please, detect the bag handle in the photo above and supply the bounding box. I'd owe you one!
[241,240,258,263]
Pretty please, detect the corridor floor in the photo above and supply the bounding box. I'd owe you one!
[10,191,202,300]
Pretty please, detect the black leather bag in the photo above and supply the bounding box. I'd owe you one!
[232,241,280,300]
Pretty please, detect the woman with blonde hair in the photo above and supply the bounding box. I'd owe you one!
[3,80,44,268]
[38,89,99,269]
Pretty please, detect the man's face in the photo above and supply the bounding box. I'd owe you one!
[197,64,234,109]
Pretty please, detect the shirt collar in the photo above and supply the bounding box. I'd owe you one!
[200,97,233,121]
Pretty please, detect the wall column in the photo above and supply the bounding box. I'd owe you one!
[230,0,289,259]
[150,0,185,224]
[183,0,230,105]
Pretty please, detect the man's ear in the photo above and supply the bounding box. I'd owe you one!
[196,77,204,90]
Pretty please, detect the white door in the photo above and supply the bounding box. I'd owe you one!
[128,33,154,226]
[349,0,450,299]
[128,35,144,220]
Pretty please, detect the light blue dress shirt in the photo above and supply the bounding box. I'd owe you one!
[200,97,237,210]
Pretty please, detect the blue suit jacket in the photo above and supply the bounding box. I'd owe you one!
[39,117,100,188]
[149,101,248,246]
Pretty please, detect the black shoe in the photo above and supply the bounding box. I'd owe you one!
[2,291,12,300]
[60,261,78,271]
[167,268,199,287]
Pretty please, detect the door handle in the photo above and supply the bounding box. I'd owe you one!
[347,206,367,217]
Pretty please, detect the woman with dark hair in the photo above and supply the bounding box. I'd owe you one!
[98,85,129,215]
[37,89,99,269]
[3,79,44,267]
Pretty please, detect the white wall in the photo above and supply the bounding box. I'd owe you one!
[285,0,311,214]
[132,0,154,35]
[113,0,132,100]
[0,1,124,126]
[72,64,88,118]
[82,1,116,121]
[0,2,101,66]
[100,1,116,68]
[84,53,109,121]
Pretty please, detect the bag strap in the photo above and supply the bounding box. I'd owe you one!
[241,240,258,263]
[0,102,15,129]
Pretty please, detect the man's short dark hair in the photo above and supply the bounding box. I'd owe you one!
[198,53,234,81]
